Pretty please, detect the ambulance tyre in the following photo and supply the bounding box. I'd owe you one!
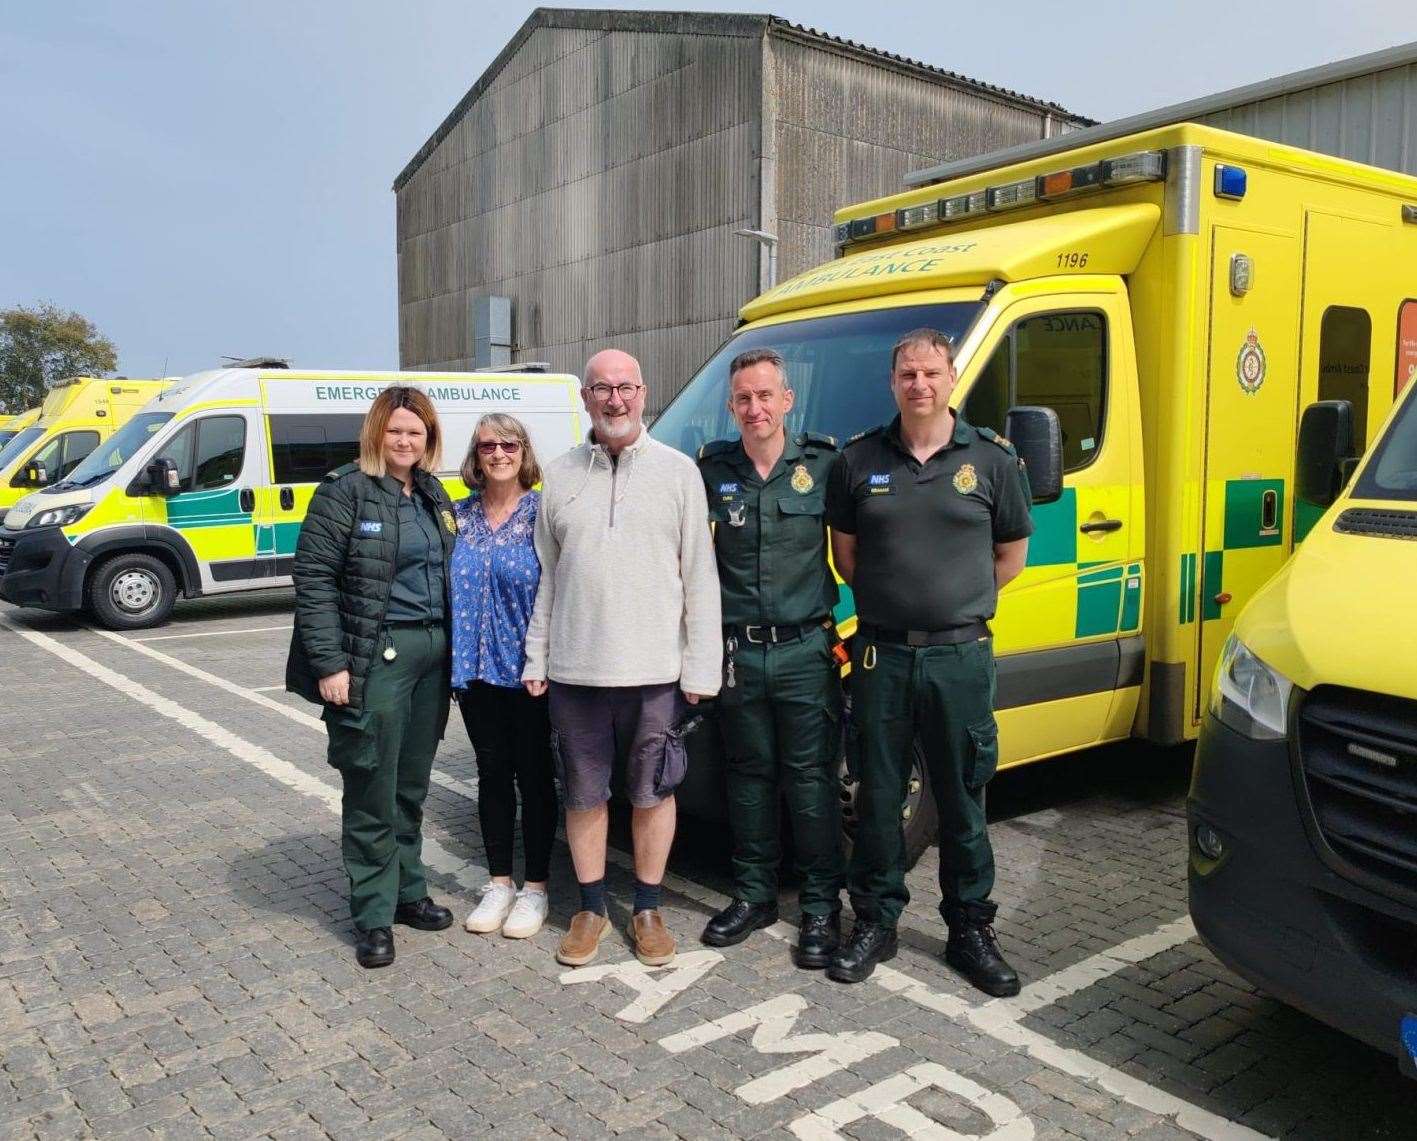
[839,736,939,871]
[88,553,176,630]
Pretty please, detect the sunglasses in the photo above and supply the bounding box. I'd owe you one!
[476,440,522,455]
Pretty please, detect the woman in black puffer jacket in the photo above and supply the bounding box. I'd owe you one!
[286,385,457,969]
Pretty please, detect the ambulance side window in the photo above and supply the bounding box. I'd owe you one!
[963,310,1107,472]
[270,415,365,483]
[191,416,246,490]
[1318,306,1371,452]
[154,426,195,490]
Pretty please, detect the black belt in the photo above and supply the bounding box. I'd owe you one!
[725,619,826,645]
[856,620,989,647]
[386,616,444,628]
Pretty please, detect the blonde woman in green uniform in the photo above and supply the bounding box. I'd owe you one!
[286,386,458,969]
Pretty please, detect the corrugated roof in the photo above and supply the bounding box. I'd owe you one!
[906,38,1417,188]
[392,7,1094,191]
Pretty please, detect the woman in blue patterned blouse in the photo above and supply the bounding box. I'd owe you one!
[451,413,556,939]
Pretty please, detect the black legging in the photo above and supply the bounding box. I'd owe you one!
[458,681,557,883]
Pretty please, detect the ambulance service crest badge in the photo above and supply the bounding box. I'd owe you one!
[1236,329,1267,395]
[953,463,978,494]
[441,509,457,534]
[790,463,815,494]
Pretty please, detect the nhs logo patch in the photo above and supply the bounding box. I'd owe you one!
[868,473,891,486]
[718,482,740,494]
[358,521,383,535]
[867,472,893,496]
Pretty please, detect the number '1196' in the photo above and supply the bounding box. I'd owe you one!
[1057,251,1090,268]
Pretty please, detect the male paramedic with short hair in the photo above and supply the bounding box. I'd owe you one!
[824,327,1032,993]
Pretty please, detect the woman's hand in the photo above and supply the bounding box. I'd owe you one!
[319,670,352,706]
[524,678,548,697]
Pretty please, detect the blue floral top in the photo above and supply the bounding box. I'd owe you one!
[450,490,542,689]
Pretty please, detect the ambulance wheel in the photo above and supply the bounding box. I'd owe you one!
[88,554,176,630]
[839,735,939,871]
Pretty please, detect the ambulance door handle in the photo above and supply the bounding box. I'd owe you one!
[239,488,255,512]
[279,487,294,511]
[1079,518,1122,534]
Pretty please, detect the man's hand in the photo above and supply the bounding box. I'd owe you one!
[524,678,549,697]
[318,669,352,706]
[682,691,711,705]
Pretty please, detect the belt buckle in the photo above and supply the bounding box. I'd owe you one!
[745,625,765,644]
[906,630,929,647]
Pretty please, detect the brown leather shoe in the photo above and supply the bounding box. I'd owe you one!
[629,909,676,966]
[556,910,610,966]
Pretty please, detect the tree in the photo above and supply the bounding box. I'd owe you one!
[0,302,118,413]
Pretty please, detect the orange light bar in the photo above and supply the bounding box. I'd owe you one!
[1040,171,1074,197]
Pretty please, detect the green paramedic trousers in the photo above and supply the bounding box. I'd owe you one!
[847,635,1000,929]
[717,625,844,916]
[325,624,449,931]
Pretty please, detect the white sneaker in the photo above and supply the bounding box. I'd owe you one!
[464,882,517,933]
[501,888,549,939]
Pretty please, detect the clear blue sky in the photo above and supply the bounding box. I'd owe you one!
[3,2,1408,377]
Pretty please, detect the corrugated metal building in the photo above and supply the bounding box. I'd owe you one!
[908,40,1417,188]
[393,8,1090,411]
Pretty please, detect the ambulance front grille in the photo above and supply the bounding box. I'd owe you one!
[1297,687,1417,901]
[1333,508,1417,539]
[0,532,13,577]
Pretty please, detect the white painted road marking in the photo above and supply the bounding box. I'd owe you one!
[132,623,293,641]
[8,615,1271,1139]
[560,950,723,1023]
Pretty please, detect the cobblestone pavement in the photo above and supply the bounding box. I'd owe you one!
[2,594,1414,1139]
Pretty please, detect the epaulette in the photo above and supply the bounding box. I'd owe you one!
[977,425,1018,455]
[796,430,837,450]
[697,438,737,461]
[844,424,885,447]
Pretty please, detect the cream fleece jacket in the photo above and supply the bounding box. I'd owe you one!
[521,428,722,694]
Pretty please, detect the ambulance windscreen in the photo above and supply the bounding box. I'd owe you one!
[652,301,980,459]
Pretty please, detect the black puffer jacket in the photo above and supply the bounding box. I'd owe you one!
[285,463,456,715]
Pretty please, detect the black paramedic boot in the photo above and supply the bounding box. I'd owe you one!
[793,911,841,970]
[944,919,1020,997]
[355,926,395,969]
[394,897,454,931]
[702,900,779,947]
[826,921,897,983]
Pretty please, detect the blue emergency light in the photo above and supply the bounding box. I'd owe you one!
[1214,164,1248,200]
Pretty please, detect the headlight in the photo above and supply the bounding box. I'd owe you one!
[27,503,92,529]
[1209,634,1294,740]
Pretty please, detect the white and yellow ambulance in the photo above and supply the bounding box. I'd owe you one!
[0,378,173,529]
[0,407,41,450]
[651,122,1417,857]
[0,365,584,628]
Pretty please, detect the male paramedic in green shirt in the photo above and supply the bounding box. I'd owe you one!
[825,327,1033,993]
[697,347,846,969]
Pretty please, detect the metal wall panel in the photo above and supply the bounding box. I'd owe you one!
[1202,62,1417,175]
[396,25,759,412]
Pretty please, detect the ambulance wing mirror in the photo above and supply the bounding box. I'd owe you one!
[1004,405,1063,505]
[1296,400,1355,508]
[23,463,50,487]
[143,457,183,497]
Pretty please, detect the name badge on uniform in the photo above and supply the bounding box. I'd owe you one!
[717,481,740,500]
[867,473,893,496]
[359,520,383,534]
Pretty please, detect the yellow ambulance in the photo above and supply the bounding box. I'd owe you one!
[1189,373,1417,1070]
[651,122,1417,855]
[0,378,172,529]
[0,407,41,450]
[0,365,584,628]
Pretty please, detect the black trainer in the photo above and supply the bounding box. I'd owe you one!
[945,923,1020,997]
[355,926,395,969]
[701,900,779,947]
[393,897,454,931]
[793,911,841,970]
[826,922,897,983]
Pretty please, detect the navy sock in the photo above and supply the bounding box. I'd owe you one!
[578,878,607,915]
[633,879,662,913]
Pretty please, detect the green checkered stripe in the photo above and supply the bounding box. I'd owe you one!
[1179,477,1285,624]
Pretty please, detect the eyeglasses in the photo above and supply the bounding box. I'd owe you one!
[476,440,522,455]
[586,383,643,402]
